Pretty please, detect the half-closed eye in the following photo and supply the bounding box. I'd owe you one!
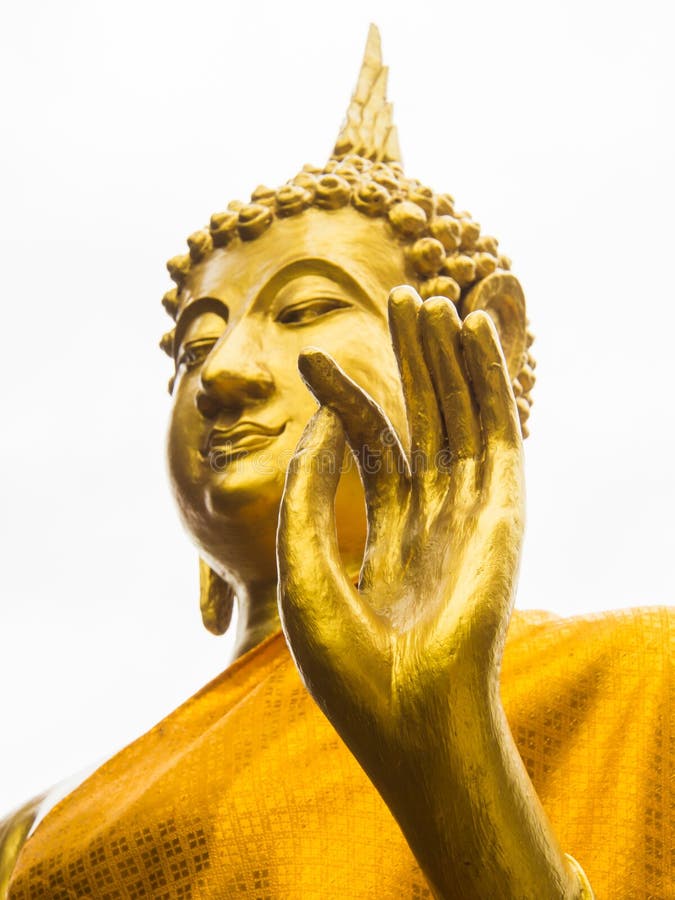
[276,297,350,326]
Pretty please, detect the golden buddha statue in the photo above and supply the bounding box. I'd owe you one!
[1,25,671,899]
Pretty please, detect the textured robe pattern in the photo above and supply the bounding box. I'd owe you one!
[9,608,674,899]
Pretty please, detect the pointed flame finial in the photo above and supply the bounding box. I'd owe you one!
[332,24,401,164]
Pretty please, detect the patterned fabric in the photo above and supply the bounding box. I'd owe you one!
[9,608,673,899]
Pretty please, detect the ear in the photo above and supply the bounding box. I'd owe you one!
[462,272,526,382]
[199,558,236,635]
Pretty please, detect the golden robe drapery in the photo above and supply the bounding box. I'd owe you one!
[8,607,673,899]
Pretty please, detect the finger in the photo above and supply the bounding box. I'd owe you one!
[277,406,376,652]
[297,350,409,601]
[298,348,409,505]
[388,285,443,462]
[461,311,521,447]
[419,297,482,460]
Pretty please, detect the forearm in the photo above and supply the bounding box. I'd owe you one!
[377,679,588,900]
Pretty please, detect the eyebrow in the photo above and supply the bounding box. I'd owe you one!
[254,258,381,317]
[174,296,229,354]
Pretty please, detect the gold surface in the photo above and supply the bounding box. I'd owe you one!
[2,24,617,898]
[0,795,42,899]
[11,608,671,898]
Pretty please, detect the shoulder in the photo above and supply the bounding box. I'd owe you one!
[509,604,673,648]
[504,605,673,707]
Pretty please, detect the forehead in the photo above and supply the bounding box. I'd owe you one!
[180,207,409,315]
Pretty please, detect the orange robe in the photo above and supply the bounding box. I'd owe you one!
[8,608,673,898]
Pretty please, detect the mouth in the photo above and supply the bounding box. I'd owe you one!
[202,421,287,467]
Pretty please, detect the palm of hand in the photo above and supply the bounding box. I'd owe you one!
[277,286,524,781]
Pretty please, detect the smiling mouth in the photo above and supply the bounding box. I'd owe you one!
[203,421,287,465]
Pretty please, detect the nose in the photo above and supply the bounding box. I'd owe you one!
[196,324,274,418]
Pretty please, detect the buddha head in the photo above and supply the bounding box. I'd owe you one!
[161,26,535,636]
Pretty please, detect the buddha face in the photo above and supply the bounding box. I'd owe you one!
[167,207,412,583]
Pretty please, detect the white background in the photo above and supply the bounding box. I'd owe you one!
[1,0,673,817]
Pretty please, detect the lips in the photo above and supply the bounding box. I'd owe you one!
[203,421,286,463]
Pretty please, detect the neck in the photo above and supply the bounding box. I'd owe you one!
[232,578,282,659]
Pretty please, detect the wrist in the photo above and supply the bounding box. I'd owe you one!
[380,688,584,899]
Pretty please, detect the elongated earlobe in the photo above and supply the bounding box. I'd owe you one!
[199,558,235,635]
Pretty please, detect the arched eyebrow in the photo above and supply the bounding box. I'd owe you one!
[253,259,381,317]
[174,297,229,354]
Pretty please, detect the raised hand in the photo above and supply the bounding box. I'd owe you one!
[278,283,523,728]
[277,286,583,899]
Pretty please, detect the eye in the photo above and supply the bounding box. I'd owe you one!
[177,338,218,369]
[276,298,349,326]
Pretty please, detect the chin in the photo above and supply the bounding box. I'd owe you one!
[203,458,288,519]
